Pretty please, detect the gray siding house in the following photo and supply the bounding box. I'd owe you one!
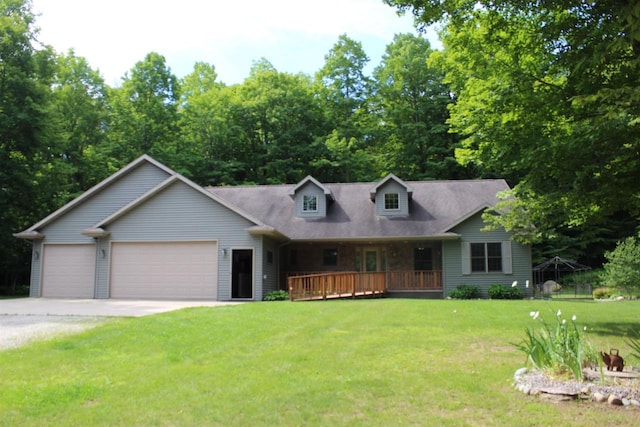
[15,155,532,300]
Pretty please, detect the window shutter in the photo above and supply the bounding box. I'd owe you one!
[502,241,512,274]
[461,242,471,275]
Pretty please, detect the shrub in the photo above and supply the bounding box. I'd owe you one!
[448,285,481,299]
[600,235,640,297]
[515,310,595,380]
[592,287,614,299]
[263,290,289,301]
[488,284,524,300]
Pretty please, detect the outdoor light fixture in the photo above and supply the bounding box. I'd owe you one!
[222,248,229,256]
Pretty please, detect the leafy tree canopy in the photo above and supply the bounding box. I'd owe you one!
[386,0,640,260]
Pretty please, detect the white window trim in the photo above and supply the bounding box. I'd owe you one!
[302,194,318,212]
[383,192,400,211]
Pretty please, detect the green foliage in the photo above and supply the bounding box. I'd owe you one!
[592,287,614,300]
[488,284,524,300]
[388,0,640,261]
[0,0,52,293]
[372,33,469,180]
[625,334,640,364]
[515,310,595,380]
[105,52,180,167]
[600,235,640,297]
[448,284,481,299]
[262,290,289,301]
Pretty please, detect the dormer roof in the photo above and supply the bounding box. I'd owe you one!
[288,175,334,201]
[369,173,413,201]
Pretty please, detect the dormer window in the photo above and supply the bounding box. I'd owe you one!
[289,176,334,218]
[384,193,399,210]
[371,174,412,217]
[303,194,318,212]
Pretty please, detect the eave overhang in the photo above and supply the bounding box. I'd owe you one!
[12,230,45,240]
[286,232,461,243]
[246,225,289,241]
[81,227,111,238]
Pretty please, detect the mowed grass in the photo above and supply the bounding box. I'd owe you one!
[1,299,639,426]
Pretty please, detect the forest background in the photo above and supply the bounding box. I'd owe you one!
[2,0,639,294]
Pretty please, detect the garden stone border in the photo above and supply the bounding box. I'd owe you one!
[514,367,640,408]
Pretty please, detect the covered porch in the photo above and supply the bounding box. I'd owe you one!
[281,241,445,301]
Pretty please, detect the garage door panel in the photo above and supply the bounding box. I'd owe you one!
[42,244,96,298]
[110,242,217,299]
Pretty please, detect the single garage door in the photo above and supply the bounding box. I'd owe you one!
[110,241,218,299]
[41,244,96,298]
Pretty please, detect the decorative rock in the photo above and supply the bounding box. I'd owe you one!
[513,368,640,409]
[537,387,579,402]
[514,367,528,379]
[608,394,623,406]
[538,387,579,397]
[520,384,532,395]
[592,392,608,403]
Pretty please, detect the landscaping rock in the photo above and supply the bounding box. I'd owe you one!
[592,392,607,403]
[514,367,528,379]
[541,393,574,402]
[513,368,640,409]
[608,394,623,406]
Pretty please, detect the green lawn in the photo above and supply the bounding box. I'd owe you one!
[1,299,639,426]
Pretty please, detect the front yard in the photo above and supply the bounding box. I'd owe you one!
[1,299,639,425]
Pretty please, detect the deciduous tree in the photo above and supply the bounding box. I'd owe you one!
[385,0,640,262]
[373,33,466,180]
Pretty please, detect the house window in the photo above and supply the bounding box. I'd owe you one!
[471,243,502,273]
[267,250,273,264]
[323,248,338,266]
[384,193,399,210]
[303,194,318,212]
[290,249,297,266]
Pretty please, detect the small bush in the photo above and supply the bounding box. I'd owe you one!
[592,287,614,299]
[488,284,524,300]
[263,290,289,301]
[448,285,481,299]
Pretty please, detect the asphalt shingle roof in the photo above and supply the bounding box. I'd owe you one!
[207,179,509,241]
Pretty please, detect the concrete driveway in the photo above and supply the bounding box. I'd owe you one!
[0,298,242,350]
[0,298,241,317]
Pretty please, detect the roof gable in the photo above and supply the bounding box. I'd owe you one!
[90,174,266,231]
[16,155,174,236]
[288,175,333,200]
[369,173,413,201]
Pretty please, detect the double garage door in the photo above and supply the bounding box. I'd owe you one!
[41,242,218,299]
[110,241,218,299]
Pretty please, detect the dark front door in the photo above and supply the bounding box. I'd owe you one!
[414,247,433,270]
[232,249,253,299]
